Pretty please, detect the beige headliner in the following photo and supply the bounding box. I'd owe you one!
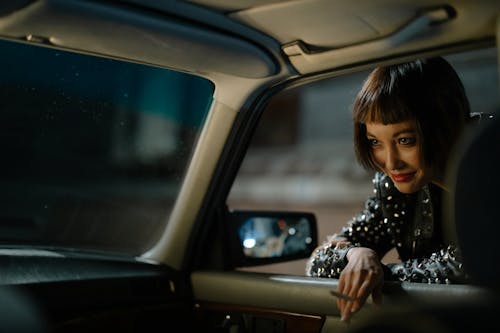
[188,0,500,74]
[1,0,498,78]
[190,0,497,45]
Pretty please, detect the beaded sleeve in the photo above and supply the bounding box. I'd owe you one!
[306,194,395,278]
[388,244,466,284]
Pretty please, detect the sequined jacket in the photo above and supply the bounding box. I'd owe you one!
[306,172,466,284]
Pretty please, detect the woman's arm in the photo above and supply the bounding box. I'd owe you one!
[305,195,394,277]
[388,244,466,283]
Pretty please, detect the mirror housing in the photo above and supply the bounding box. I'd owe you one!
[227,210,317,267]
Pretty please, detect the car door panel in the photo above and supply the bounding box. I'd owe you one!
[191,270,489,333]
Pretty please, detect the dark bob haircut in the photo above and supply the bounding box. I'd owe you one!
[353,57,471,175]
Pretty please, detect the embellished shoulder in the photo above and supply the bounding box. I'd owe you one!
[372,172,400,200]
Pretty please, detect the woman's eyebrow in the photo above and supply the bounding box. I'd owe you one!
[365,128,416,138]
[393,128,416,137]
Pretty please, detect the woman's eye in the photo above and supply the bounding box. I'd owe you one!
[398,137,416,145]
[368,139,378,146]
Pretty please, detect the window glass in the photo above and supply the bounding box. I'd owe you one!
[228,47,499,275]
[0,39,214,255]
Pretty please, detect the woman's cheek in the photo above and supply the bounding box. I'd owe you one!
[372,150,385,169]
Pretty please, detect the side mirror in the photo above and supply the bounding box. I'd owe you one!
[228,210,317,267]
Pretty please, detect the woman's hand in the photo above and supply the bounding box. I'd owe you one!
[337,246,384,322]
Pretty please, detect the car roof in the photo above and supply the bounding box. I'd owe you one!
[189,0,499,72]
[1,0,498,79]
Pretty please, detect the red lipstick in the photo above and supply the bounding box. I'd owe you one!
[391,172,415,183]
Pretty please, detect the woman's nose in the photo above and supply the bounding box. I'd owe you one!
[385,147,402,171]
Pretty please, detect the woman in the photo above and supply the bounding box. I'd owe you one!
[306,57,471,322]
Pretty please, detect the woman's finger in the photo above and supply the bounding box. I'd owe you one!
[341,268,375,318]
[337,273,350,319]
[340,270,362,321]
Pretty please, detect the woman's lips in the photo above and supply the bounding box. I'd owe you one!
[391,172,415,183]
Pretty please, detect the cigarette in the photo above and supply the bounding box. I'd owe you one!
[330,290,357,301]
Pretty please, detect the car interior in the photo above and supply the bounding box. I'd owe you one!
[0,1,498,332]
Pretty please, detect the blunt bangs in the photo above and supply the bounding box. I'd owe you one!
[353,64,423,127]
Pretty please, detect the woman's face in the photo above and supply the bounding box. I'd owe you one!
[366,119,432,194]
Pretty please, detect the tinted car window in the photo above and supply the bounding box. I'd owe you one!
[0,39,214,255]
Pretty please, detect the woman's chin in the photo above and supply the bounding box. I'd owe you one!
[394,182,420,194]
